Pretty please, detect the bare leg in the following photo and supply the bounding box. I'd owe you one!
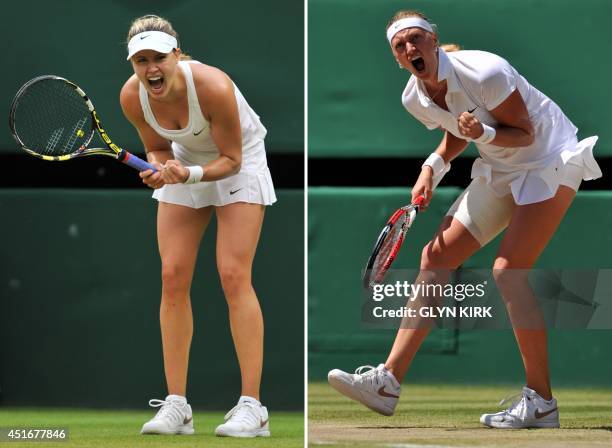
[157,202,212,396]
[494,186,576,400]
[216,203,266,400]
[385,216,481,382]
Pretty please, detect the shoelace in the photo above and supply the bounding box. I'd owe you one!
[498,392,522,408]
[354,365,383,387]
[148,399,185,424]
[355,365,377,375]
[224,402,260,426]
[497,391,529,419]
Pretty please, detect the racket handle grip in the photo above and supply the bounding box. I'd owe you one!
[413,195,425,207]
[121,151,158,172]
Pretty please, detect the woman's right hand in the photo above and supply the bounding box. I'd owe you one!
[139,161,165,189]
[411,166,434,210]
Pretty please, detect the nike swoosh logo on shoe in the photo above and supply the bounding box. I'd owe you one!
[183,416,193,425]
[193,128,204,136]
[260,419,268,427]
[377,386,399,398]
[534,408,557,419]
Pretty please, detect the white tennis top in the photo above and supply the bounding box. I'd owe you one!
[139,60,269,173]
[402,48,601,204]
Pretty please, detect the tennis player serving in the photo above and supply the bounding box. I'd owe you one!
[120,15,274,437]
[328,10,602,429]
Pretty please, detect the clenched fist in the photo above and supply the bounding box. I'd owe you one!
[457,111,484,140]
[161,160,190,184]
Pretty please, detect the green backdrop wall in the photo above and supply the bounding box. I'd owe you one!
[309,0,610,158]
[2,0,303,154]
[309,188,612,386]
[0,190,303,410]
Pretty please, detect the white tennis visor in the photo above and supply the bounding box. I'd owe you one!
[126,31,178,60]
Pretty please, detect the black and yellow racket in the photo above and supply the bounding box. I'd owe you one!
[9,75,156,172]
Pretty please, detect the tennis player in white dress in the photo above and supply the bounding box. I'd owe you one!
[328,9,601,429]
[120,15,274,438]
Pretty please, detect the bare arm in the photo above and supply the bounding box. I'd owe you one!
[119,77,173,188]
[413,131,469,208]
[433,131,469,164]
[200,71,242,180]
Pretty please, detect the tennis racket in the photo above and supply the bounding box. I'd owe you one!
[9,75,156,172]
[363,195,425,289]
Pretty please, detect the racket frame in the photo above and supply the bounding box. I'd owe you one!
[363,196,424,289]
[9,75,155,172]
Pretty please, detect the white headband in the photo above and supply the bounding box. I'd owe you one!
[386,18,434,44]
[127,31,178,60]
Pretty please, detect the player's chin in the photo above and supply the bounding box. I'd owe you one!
[413,68,430,79]
[147,88,166,98]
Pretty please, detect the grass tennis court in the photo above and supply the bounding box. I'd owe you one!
[309,383,612,447]
[0,409,303,447]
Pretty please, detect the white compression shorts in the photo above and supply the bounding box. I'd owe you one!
[446,159,585,246]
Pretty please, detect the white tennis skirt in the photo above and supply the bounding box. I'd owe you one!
[446,139,601,246]
[152,167,277,208]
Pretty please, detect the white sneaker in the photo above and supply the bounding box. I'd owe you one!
[215,396,270,438]
[480,387,560,429]
[141,395,195,435]
[328,364,400,416]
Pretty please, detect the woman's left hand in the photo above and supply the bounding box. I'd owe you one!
[161,159,189,184]
[457,111,484,140]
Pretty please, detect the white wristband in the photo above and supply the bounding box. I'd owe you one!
[473,124,496,144]
[422,153,446,177]
[184,165,204,184]
[422,153,451,189]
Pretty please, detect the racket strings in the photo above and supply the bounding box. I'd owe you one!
[12,78,94,156]
[371,214,407,282]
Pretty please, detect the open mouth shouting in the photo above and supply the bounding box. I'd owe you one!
[147,75,165,94]
[410,56,426,73]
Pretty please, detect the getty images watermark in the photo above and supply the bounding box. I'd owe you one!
[362,269,611,330]
[371,279,491,319]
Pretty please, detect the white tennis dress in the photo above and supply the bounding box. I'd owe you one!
[402,48,602,245]
[143,60,276,208]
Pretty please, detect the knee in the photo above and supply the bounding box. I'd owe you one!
[419,242,453,286]
[420,242,436,269]
[218,262,251,300]
[161,262,191,299]
[420,241,448,270]
[492,257,528,293]
[492,257,511,290]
